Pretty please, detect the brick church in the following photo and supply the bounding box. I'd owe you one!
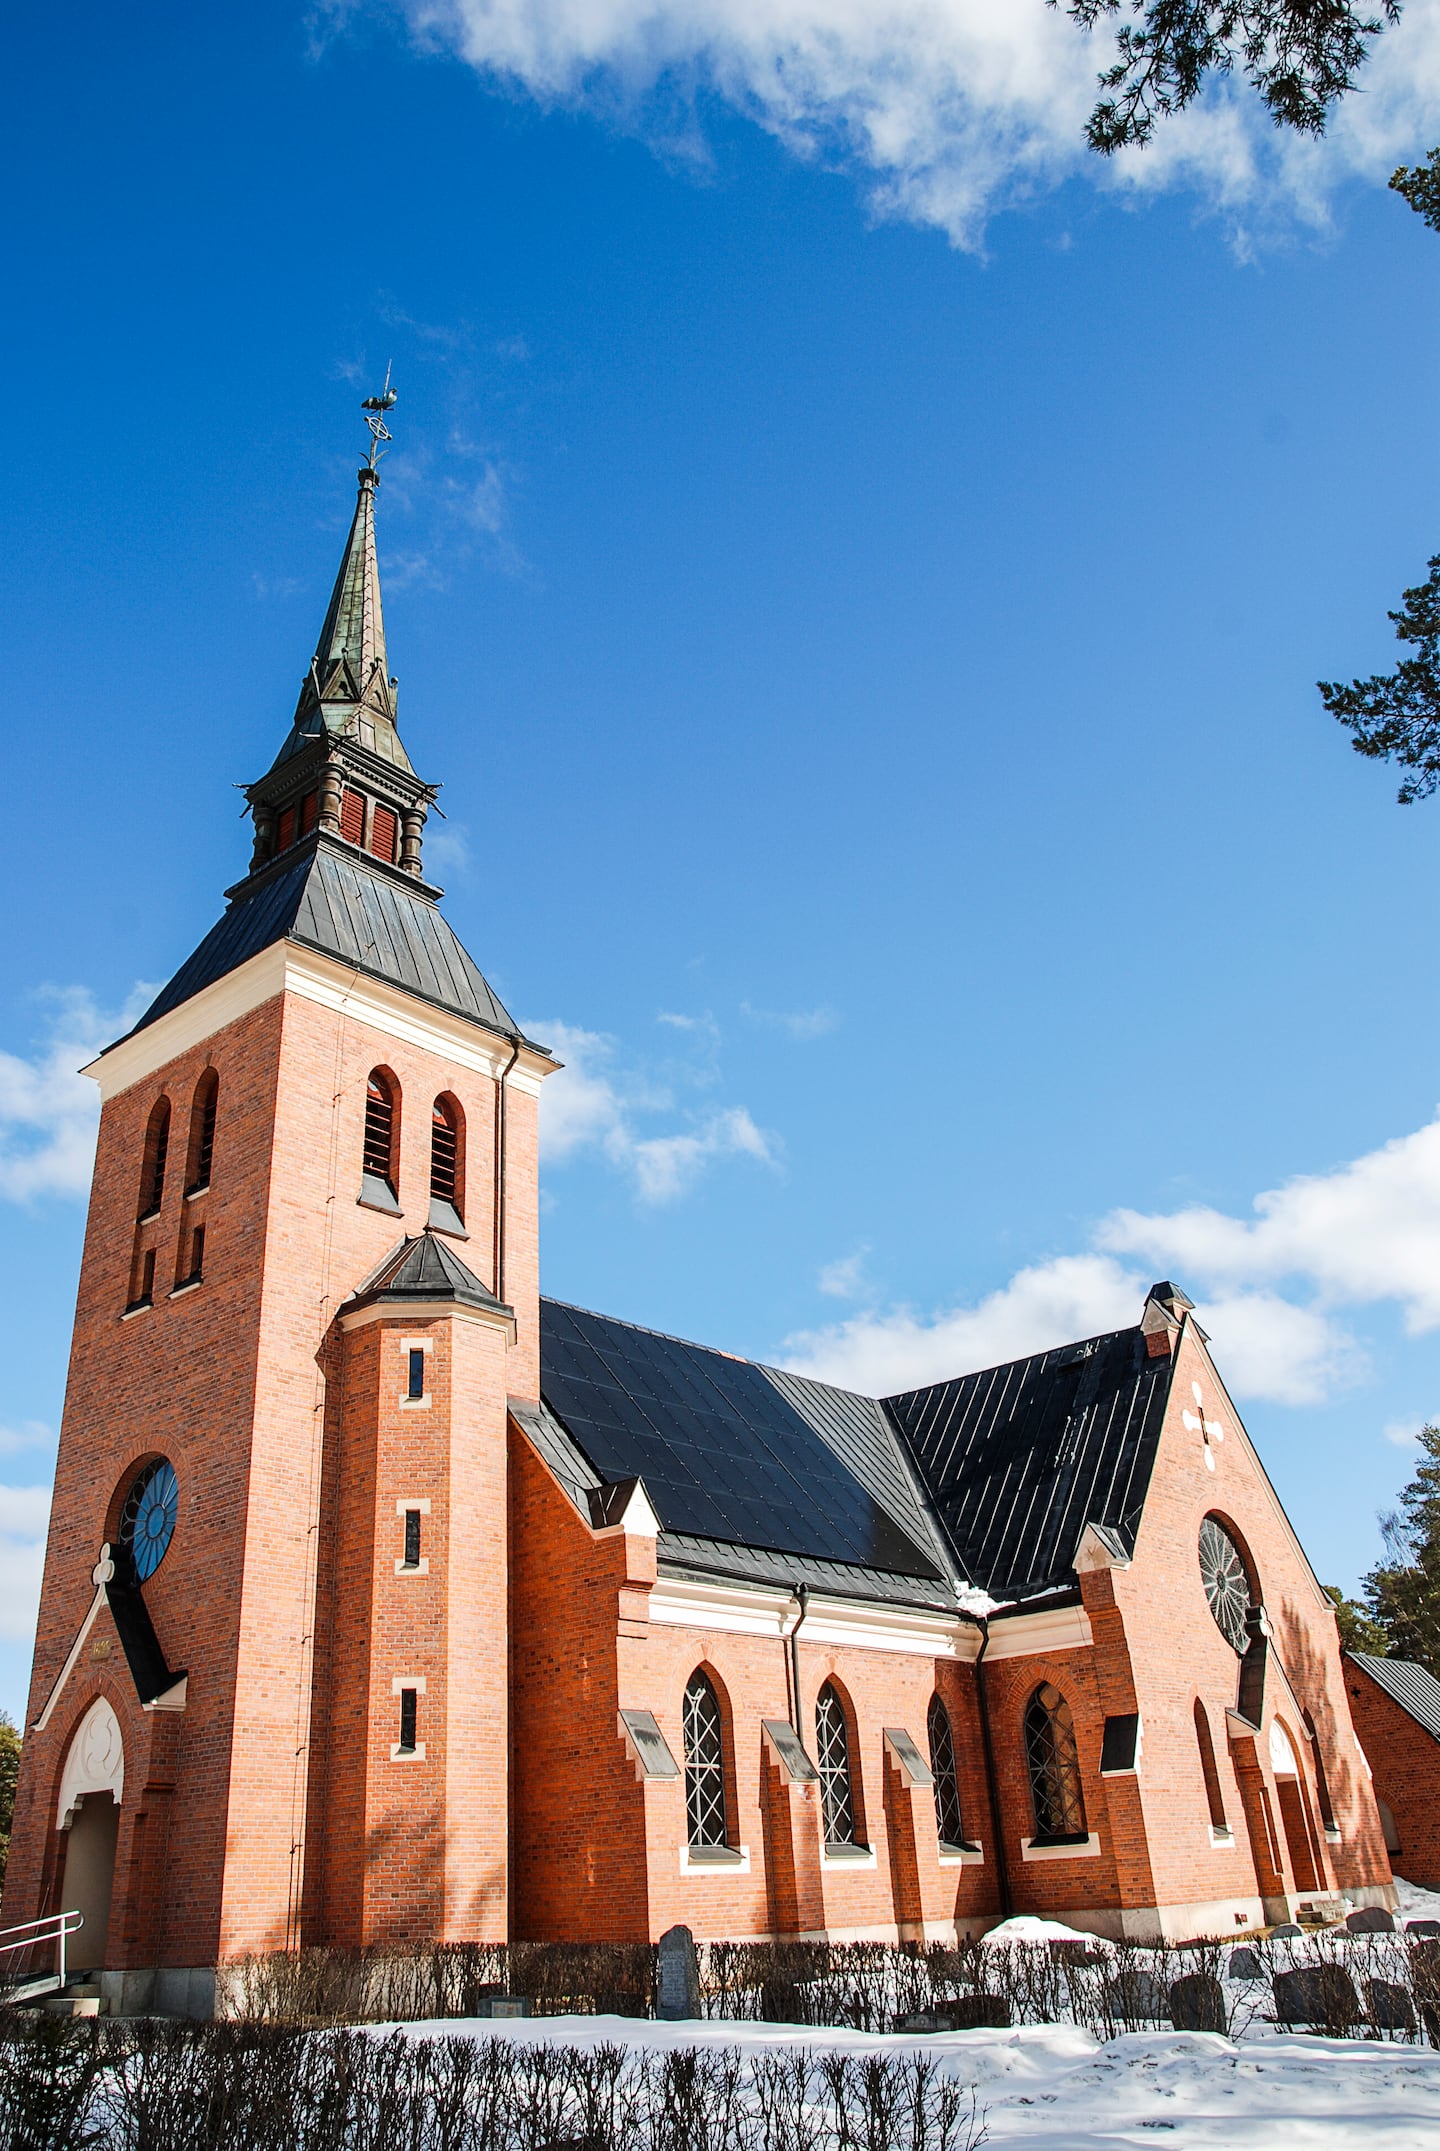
[5,417,1395,2015]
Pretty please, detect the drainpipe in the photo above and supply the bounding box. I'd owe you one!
[971,1614,1013,1919]
[787,1583,811,1735]
[493,1036,521,1303]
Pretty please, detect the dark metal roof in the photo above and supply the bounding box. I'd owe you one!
[345,1229,512,1319]
[539,1300,944,1582]
[129,836,520,1042]
[1348,1654,1440,1745]
[883,1326,1174,1598]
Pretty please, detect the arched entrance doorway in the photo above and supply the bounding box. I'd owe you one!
[1269,1719,1321,1894]
[57,1699,124,1974]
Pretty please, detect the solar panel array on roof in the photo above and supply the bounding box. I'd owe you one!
[540,1301,943,1579]
[885,1327,1171,1598]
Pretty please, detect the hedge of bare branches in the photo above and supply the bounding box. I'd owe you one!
[0,2017,986,2151]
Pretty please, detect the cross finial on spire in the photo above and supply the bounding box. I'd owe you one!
[361,365,397,475]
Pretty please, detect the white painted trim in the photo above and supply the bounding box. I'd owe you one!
[33,1588,106,1733]
[85,939,560,1104]
[392,1676,428,1694]
[937,1844,985,1866]
[648,1576,977,1660]
[822,1843,878,1870]
[168,1278,202,1300]
[985,1603,1093,1660]
[1021,1833,1102,1862]
[396,1498,433,1515]
[398,1395,433,1410]
[390,1743,428,1763]
[679,1844,752,1876]
[395,1559,431,1576]
[592,1481,661,1540]
[340,1297,515,1340]
[57,1697,125,1827]
[1209,1825,1235,1849]
[401,1339,435,1355]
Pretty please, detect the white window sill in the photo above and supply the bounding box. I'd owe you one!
[121,1301,153,1321]
[938,1843,984,1866]
[398,1396,432,1410]
[822,1843,877,1869]
[395,1558,430,1577]
[1324,1827,1343,1845]
[1022,1833,1102,1862]
[679,1844,751,1875]
[390,1743,427,1763]
[169,1278,202,1299]
[1209,1824,1235,1849]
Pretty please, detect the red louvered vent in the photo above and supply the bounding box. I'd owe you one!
[430,1099,458,1204]
[275,805,297,852]
[363,1074,395,1184]
[340,789,366,846]
[370,803,397,863]
[300,789,319,834]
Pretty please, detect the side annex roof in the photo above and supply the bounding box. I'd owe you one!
[1347,1653,1440,1745]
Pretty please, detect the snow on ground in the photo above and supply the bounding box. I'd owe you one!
[1394,1873,1440,1924]
[398,2011,1440,2148]
[980,1914,1114,1949]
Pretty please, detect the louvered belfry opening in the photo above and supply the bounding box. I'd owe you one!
[140,1099,170,1218]
[187,1073,218,1194]
[370,802,397,863]
[428,1095,464,1232]
[362,1070,398,1204]
[340,787,366,846]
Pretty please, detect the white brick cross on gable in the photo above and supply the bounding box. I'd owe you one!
[1182,1380,1227,1473]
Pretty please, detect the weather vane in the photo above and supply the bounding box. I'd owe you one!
[361,363,397,471]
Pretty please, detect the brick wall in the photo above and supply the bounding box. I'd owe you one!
[1344,1663,1440,1891]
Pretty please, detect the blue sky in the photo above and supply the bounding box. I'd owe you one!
[4,0,1440,1718]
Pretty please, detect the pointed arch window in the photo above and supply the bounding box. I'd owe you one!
[185,1073,218,1195]
[138,1098,170,1219]
[682,1671,730,1849]
[362,1071,400,1207]
[429,1096,465,1233]
[815,1682,858,1846]
[927,1693,967,1850]
[1194,1699,1228,1833]
[1024,1683,1088,1844]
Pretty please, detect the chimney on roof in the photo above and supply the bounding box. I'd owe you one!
[1141,1279,1193,1359]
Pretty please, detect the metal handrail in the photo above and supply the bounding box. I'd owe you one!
[0,1908,84,1989]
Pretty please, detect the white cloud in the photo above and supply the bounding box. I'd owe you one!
[377,0,1440,246]
[0,1483,51,1644]
[0,987,153,1204]
[818,1245,870,1299]
[533,1016,776,1202]
[0,1422,56,1460]
[742,1002,840,1041]
[1383,1416,1426,1448]
[784,1108,1440,1403]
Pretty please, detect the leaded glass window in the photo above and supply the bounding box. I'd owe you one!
[1199,1515,1255,1655]
[927,1693,966,1848]
[815,1682,857,1845]
[119,1459,179,1583]
[682,1671,729,1848]
[1024,1683,1087,1843]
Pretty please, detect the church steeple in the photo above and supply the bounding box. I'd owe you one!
[245,382,436,880]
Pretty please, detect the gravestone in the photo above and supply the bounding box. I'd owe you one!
[948,1993,1012,2029]
[1272,1964,1361,2029]
[1346,1907,1395,1934]
[1366,1978,1415,2032]
[1405,1919,1440,1938]
[1168,1972,1227,2033]
[1269,1923,1303,1940]
[1107,1970,1168,2022]
[1228,1947,1265,1981]
[655,1924,702,2021]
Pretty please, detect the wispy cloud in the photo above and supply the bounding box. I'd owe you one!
[371,0,1440,248]
[0,1483,51,1645]
[742,1002,839,1041]
[0,987,154,1204]
[784,1107,1440,1404]
[532,1016,777,1203]
[1383,1417,1427,1448]
[818,1246,870,1300]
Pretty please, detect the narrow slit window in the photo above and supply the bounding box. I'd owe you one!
[404,1509,422,1567]
[139,1099,170,1218]
[276,804,297,852]
[361,1072,398,1202]
[340,788,366,846]
[407,1349,426,1401]
[927,1693,967,1849]
[370,803,397,863]
[428,1097,464,1230]
[187,1073,218,1193]
[187,1224,205,1284]
[398,1688,418,1753]
[128,1246,156,1313]
[1194,1699,1227,1832]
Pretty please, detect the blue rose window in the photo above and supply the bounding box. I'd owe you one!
[119,1460,178,1582]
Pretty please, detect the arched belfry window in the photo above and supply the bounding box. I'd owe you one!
[1024,1683,1088,1844]
[185,1073,218,1194]
[927,1692,966,1850]
[815,1681,858,1846]
[429,1095,464,1233]
[361,1071,399,1208]
[682,1671,729,1849]
[138,1098,170,1219]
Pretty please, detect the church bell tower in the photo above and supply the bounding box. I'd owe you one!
[5,392,556,2011]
